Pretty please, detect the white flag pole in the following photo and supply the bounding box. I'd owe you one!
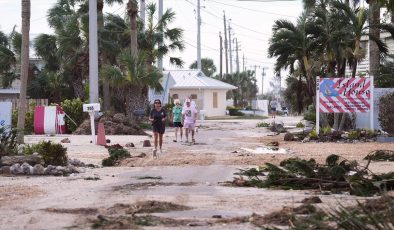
[316,76,320,135]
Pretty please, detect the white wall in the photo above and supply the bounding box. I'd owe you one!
[356,88,394,129]
[169,89,203,108]
[170,88,228,117]
[203,89,227,117]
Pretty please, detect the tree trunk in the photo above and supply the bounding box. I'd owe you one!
[71,76,85,99]
[126,84,146,119]
[296,76,303,114]
[351,59,357,78]
[333,113,340,130]
[369,0,381,77]
[17,0,30,144]
[339,113,347,131]
[127,0,138,56]
[97,0,111,112]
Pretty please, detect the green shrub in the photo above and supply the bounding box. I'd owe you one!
[296,122,305,128]
[227,106,244,116]
[12,109,34,134]
[309,129,318,139]
[321,126,332,135]
[378,92,394,135]
[24,141,68,166]
[102,146,130,167]
[0,127,18,157]
[256,121,270,127]
[348,130,360,140]
[303,105,316,122]
[365,128,377,138]
[60,98,85,133]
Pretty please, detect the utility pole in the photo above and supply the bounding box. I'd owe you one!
[223,12,228,76]
[251,64,261,82]
[157,0,163,72]
[228,21,233,74]
[242,54,245,72]
[261,67,267,95]
[140,0,145,29]
[219,32,223,79]
[89,0,99,103]
[235,38,240,73]
[197,0,202,70]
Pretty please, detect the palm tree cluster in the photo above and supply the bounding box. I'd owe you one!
[0,29,20,89]
[219,70,258,107]
[1,0,184,119]
[268,0,394,115]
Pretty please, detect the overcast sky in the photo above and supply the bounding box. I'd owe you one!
[0,0,304,94]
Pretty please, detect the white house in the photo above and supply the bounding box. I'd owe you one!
[149,70,237,117]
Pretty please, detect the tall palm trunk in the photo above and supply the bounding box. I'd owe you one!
[126,84,146,119]
[97,0,111,111]
[296,75,303,114]
[17,0,30,144]
[351,59,358,78]
[369,0,380,77]
[127,0,138,55]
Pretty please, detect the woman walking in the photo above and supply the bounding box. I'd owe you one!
[172,99,183,142]
[149,99,166,158]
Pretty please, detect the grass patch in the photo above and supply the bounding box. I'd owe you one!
[257,121,270,127]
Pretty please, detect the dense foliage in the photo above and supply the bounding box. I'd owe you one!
[12,107,34,134]
[378,92,394,135]
[24,141,68,166]
[60,98,85,133]
[0,126,18,157]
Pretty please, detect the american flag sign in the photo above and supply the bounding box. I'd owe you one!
[319,77,371,113]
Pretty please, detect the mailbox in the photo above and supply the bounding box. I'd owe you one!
[83,103,101,112]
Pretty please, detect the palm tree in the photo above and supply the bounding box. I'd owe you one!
[33,34,59,72]
[221,71,257,106]
[47,0,89,99]
[189,58,217,77]
[268,13,318,102]
[97,0,123,111]
[127,0,138,55]
[332,1,389,77]
[138,2,185,67]
[0,31,17,88]
[17,0,31,143]
[101,51,163,118]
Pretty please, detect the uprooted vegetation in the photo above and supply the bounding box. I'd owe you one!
[102,144,131,166]
[259,195,394,229]
[364,150,394,161]
[230,154,394,196]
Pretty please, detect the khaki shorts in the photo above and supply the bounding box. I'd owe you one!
[183,122,195,130]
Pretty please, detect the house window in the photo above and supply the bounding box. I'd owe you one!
[213,92,218,108]
[190,94,197,99]
[172,94,179,99]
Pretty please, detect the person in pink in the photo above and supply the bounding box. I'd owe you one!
[182,98,198,144]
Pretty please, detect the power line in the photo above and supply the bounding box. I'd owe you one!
[198,4,272,36]
[207,0,297,18]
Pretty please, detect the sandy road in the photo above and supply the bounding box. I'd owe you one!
[1,116,393,229]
